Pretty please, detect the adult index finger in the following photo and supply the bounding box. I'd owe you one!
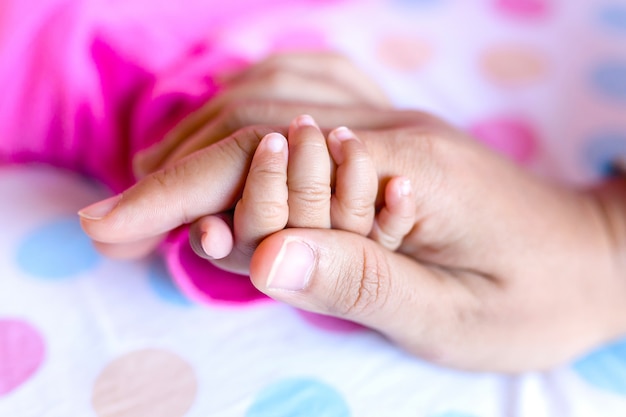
[79,125,282,244]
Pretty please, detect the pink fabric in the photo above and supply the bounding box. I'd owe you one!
[0,0,297,191]
[164,229,269,305]
[0,0,336,307]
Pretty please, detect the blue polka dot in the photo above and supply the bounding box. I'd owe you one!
[148,257,192,306]
[591,62,626,103]
[583,131,626,176]
[246,378,350,417]
[573,337,626,395]
[16,216,101,279]
[429,413,479,417]
[598,4,626,34]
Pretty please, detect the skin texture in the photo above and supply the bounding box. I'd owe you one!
[79,52,626,372]
[185,115,409,275]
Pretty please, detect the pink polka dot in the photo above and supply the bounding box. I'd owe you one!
[0,319,46,396]
[296,310,365,333]
[165,228,269,305]
[469,117,539,165]
[494,0,551,19]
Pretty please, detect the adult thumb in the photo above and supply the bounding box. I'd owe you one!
[249,228,474,362]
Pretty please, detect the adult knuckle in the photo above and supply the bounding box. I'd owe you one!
[218,133,249,164]
[330,245,391,318]
[149,168,170,189]
[149,162,189,190]
[148,165,195,223]
[229,125,267,156]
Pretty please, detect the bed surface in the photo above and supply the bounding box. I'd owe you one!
[2,0,626,416]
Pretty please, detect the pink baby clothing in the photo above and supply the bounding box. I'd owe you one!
[0,0,307,192]
[0,0,338,305]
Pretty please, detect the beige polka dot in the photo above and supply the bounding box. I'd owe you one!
[377,35,433,71]
[92,349,197,417]
[481,45,547,85]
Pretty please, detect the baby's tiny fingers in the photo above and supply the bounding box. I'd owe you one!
[234,132,289,255]
[369,176,416,251]
[286,115,332,228]
[328,127,377,236]
[189,214,234,260]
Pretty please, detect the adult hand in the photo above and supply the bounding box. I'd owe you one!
[81,103,427,259]
[80,113,626,371]
[105,51,403,260]
[133,51,392,177]
[185,115,412,276]
[248,124,626,372]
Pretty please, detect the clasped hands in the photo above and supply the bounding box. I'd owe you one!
[79,53,626,372]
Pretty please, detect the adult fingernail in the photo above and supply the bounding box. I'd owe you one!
[266,238,315,291]
[295,114,318,128]
[78,195,122,220]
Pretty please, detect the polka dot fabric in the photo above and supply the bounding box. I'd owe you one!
[246,378,351,417]
[2,1,626,416]
[16,217,101,280]
[0,319,45,396]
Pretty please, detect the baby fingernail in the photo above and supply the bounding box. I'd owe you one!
[295,114,318,128]
[266,238,315,291]
[200,233,230,260]
[399,177,412,196]
[263,133,286,153]
[78,195,122,220]
[330,126,354,142]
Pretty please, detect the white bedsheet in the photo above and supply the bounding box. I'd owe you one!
[2,0,626,415]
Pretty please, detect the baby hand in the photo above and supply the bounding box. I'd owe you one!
[191,115,415,275]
